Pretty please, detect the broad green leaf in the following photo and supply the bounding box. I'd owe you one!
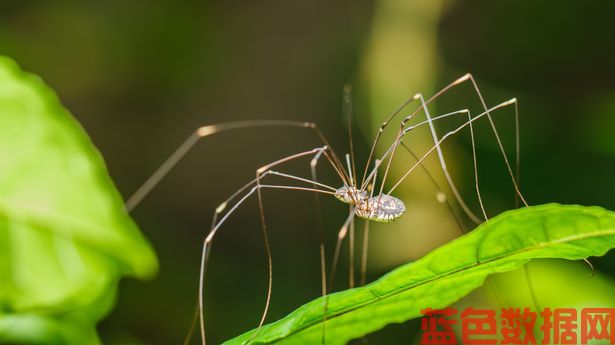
[226,204,615,344]
[0,56,157,344]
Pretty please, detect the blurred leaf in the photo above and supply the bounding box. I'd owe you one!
[0,56,157,344]
[226,204,615,344]
[0,313,100,345]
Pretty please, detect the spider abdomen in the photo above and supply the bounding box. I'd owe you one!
[355,194,405,223]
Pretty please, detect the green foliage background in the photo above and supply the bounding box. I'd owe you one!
[0,1,614,344]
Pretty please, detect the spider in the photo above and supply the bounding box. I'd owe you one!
[125,73,527,344]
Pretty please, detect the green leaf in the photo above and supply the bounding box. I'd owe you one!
[225,204,615,344]
[0,56,157,344]
[0,313,101,345]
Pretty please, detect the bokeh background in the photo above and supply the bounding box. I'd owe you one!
[1,0,614,344]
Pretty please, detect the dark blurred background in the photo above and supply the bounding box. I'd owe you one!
[1,1,614,344]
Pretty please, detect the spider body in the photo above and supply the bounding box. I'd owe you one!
[334,185,406,223]
[356,194,406,223]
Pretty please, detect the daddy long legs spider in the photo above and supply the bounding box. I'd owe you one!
[125,73,528,344]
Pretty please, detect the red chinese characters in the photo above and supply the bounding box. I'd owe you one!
[419,307,615,345]
[500,307,537,344]
[541,308,578,344]
[581,308,614,344]
[420,308,458,345]
[461,308,497,344]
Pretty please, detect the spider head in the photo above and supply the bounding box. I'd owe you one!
[334,186,368,205]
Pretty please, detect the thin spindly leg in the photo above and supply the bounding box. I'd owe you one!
[360,93,423,187]
[126,120,350,212]
[310,149,329,345]
[360,109,471,192]
[349,207,355,288]
[388,99,519,194]
[360,220,370,286]
[343,85,358,290]
[379,74,527,208]
[328,210,356,292]
[199,184,334,344]
[141,122,335,345]
[398,141,506,313]
[400,103,520,314]
[370,104,523,218]
[359,160,380,287]
[252,147,342,333]
[393,97,526,211]
[398,142,466,234]
[463,74,527,207]
[414,93,485,223]
[343,85,358,185]
[255,145,346,345]
[197,147,339,345]
[353,141,469,288]
[344,154,356,289]
[468,91,545,312]
[254,178,271,335]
